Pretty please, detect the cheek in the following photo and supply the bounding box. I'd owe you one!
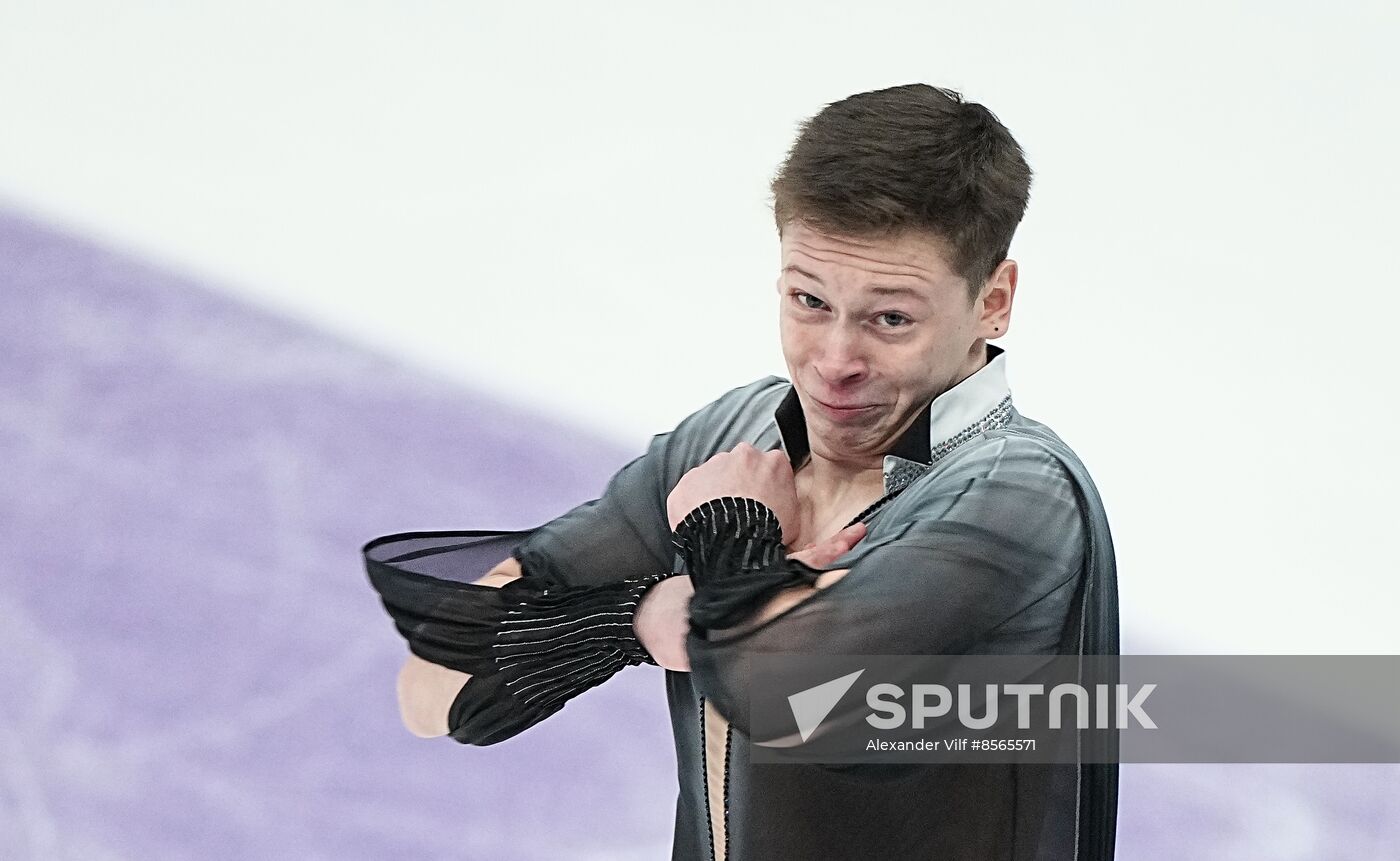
[777,313,809,355]
[888,336,950,384]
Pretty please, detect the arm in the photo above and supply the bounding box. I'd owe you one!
[377,546,667,745]
[366,435,679,742]
[409,513,855,729]
[396,557,523,737]
[363,378,789,742]
[632,526,865,672]
[682,437,1089,744]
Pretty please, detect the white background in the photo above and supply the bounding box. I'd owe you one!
[2,1,1396,653]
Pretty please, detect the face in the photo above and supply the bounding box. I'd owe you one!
[777,220,1016,469]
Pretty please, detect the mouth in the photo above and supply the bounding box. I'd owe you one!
[811,396,878,422]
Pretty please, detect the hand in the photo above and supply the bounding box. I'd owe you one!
[788,522,866,568]
[788,522,865,590]
[666,442,801,544]
[700,523,869,638]
[634,575,695,672]
[636,523,867,666]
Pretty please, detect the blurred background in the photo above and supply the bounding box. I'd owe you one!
[2,2,1397,859]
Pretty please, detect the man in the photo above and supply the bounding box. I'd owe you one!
[366,83,1119,859]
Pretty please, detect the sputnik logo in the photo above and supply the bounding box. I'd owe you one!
[788,669,865,742]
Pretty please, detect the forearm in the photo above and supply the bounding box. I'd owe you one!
[634,574,695,671]
[443,571,668,745]
[674,496,826,637]
[395,558,525,737]
[474,556,524,588]
[379,542,672,745]
[398,654,468,737]
[708,582,814,637]
[692,568,851,641]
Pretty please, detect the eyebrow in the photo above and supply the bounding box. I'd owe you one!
[782,264,930,302]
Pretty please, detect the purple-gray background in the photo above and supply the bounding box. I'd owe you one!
[2,207,1396,859]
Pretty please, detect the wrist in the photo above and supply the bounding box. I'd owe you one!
[671,496,786,587]
[446,571,672,745]
[671,496,825,636]
[634,574,694,672]
[496,572,667,666]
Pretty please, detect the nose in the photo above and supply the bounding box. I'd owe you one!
[813,322,869,387]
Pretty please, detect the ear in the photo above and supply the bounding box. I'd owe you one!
[978,259,1018,339]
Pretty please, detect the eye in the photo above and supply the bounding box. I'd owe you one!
[877,312,912,328]
[792,291,827,311]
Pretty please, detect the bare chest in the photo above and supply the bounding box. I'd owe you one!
[789,474,886,551]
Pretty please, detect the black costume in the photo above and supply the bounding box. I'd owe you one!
[365,345,1119,860]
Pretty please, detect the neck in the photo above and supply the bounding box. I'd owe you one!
[797,340,992,499]
[797,450,883,490]
[794,433,893,526]
[793,452,886,536]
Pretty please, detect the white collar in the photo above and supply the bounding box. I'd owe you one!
[774,344,1015,493]
[882,343,1015,491]
[928,343,1012,451]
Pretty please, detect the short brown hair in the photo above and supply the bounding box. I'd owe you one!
[770,84,1032,300]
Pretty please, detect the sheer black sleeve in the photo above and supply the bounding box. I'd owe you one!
[364,379,789,743]
[681,437,1090,743]
[438,571,671,745]
[364,529,674,745]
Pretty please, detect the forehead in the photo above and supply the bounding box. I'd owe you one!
[779,220,958,284]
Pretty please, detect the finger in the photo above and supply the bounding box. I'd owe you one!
[815,524,866,559]
[830,522,867,550]
[790,531,860,568]
[817,536,856,560]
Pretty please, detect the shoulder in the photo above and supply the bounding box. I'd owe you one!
[889,418,1089,536]
[666,375,789,441]
[854,410,1105,593]
[697,374,790,420]
[928,408,1090,490]
[638,375,790,485]
[930,432,1072,486]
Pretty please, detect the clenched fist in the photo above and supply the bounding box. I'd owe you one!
[665,442,801,544]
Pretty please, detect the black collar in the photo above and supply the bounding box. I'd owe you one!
[773,343,1003,470]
